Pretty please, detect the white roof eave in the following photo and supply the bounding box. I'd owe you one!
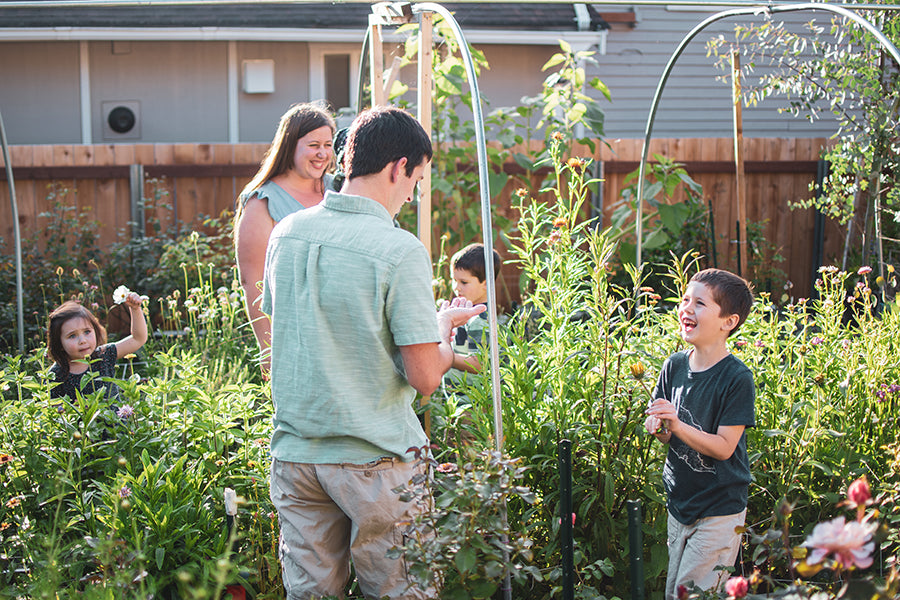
[0,26,607,49]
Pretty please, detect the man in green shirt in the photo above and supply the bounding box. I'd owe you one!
[262,106,484,600]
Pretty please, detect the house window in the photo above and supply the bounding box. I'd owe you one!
[309,43,360,118]
[324,54,351,110]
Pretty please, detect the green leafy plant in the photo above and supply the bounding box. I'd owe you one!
[390,447,539,600]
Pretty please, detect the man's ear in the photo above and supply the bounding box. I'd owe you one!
[389,157,409,183]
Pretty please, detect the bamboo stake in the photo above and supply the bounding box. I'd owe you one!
[417,11,433,260]
[731,49,748,278]
[369,19,385,107]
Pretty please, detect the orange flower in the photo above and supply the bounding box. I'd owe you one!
[566,157,584,172]
[553,217,568,228]
[6,497,21,509]
[0,454,12,465]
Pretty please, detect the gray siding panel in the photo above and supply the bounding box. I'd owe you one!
[0,41,81,145]
[89,40,229,143]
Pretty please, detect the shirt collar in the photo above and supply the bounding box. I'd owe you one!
[322,190,394,223]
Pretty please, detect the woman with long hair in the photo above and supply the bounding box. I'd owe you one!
[235,102,336,372]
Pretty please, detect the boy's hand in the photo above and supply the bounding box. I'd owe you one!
[645,398,675,439]
[644,414,663,435]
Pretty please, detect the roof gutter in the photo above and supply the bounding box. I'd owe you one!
[0,26,606,46]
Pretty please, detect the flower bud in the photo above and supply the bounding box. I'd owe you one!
[630,362,646,381]
[847,476,871,507]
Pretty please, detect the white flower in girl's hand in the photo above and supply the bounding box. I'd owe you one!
[113,285,132,304]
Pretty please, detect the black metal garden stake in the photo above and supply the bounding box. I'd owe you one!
[559,439,574,600]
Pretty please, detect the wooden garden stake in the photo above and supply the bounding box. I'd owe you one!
[417,10,433,260]
[417,12,434,436]
[731,49,748,278]
[369,20,385,107]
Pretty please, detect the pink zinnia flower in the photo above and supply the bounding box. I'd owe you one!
[857,266,872,275]
[724,576,749,598]
[802,516,875,569]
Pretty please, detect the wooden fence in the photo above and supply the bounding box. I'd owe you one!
[0,138,841,303]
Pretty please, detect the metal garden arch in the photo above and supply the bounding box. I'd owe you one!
[635,2,900,272]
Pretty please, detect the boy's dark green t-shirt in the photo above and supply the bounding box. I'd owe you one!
[653,349,755,525]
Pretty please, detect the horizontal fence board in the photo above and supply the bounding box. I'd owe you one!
[0,139,842,305]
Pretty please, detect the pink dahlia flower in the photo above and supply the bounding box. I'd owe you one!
[802,516,875,569]
[724,576,749,598]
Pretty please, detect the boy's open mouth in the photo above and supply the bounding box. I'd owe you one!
[680,318,696,332]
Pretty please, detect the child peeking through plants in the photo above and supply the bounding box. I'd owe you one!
[644,268,755,599]
[47,286,149,402]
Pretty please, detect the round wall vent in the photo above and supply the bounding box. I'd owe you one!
[107,106,136,133]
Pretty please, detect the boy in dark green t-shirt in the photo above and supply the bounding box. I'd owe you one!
[645,269,755,600]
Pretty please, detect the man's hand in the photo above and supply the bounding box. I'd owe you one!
[436,297,486,342]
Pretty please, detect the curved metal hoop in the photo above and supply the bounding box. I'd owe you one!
[635,2,900,269]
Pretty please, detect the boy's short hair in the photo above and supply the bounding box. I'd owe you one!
[691,268,754,337]
[343,107,433,179]
[451,243,502,283]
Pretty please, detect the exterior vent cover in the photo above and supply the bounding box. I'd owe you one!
[101,100,141,140]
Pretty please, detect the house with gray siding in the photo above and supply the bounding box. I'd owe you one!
[0,1,844,146]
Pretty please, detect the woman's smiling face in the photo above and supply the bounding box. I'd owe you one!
[291,125,334,180]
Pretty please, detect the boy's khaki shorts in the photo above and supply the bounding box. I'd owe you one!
[270,457,431,600]
[665,509,746,600]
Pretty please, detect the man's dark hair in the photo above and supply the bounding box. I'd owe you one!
[451,243,502,283]
[343,107,432,179]
[690,268,754,337]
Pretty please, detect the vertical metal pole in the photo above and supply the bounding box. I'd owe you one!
[810,160,828,299]
[559,439,575,600]
[0,106,25,353]
[129,164,145,240]
[411,6,507,598]
[627,500,645,600]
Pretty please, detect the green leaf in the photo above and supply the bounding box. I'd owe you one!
[454,546,477,574]
[155,547,165,570]
[470,578,498,599]
[541,53,566,72]
[657,202,691,235]
[642,228,670,250]
[489,171,509,199]
[444,582,470,600]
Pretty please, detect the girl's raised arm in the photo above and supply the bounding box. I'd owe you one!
[115,292,149,359]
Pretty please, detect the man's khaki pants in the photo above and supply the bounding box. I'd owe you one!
[270,458,430,600]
